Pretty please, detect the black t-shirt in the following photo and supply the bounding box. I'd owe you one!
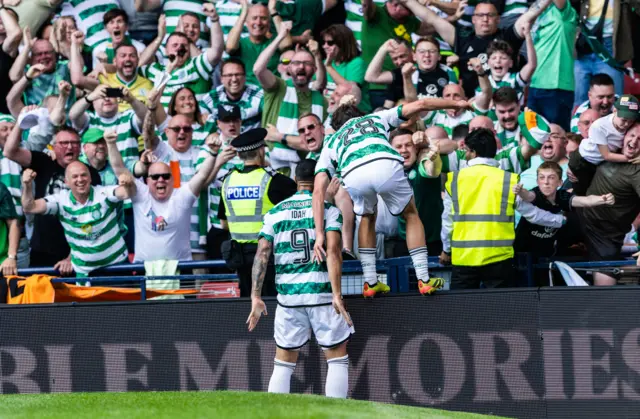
[0,48,15,115]
[454,24,523,97]
[218,166,297,220]
[28,152,102,258]
[387,65,454,103]
[514,187,574,257]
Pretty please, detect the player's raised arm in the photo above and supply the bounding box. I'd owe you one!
[401,97,472,119]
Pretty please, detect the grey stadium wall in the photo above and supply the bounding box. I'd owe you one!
[1,288,640,418]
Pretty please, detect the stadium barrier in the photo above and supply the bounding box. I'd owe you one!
[2,288,640,418]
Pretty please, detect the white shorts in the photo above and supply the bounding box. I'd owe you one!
[274,304,354,350]
[342,159,412,216]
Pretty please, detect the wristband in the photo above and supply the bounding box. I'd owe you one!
[84,96,93,104]
[148,106,157,111]
[7,254,16,260]
[477,72,487,77]
[282,134,288,147]
[211,19,219,22]
[25,74,32,82]
[206,148,218,157]
[270,12,279,17]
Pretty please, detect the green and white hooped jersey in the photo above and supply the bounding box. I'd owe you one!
[259,190,342,307]
[495,120,520,150]
[474,72,526,103]
[61,0,120,51]
[44,186,127,275]
[344,0,386,45]
[215,0,249,41]
[139,54,214,109]
[163,0,213,43]
[502,0,528,17]
[0,153,23,217]
[315,107,404,179]
[199,83,264,132]
[570,97,618,134]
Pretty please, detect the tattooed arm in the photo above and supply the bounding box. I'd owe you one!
[247,238,273,331]
[514,0,553,38]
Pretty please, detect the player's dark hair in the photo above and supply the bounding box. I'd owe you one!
[493,87,519,106]
[389,128,414,142]
[222,58,246,75]
[103,9,129,26]
[393,37,412,50]
[537,161,563,179]
[331,104,365,131]
[486,39,513,58]
[295,159,317,183]
[589,73,614,88]
[465,128,497,158]
[452,124,469,141]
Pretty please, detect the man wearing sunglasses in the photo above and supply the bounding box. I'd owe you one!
[255,22,327,177]
[218,128,297,297]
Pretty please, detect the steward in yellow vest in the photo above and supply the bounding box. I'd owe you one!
[218,128,297,297]
[442,129,565,289]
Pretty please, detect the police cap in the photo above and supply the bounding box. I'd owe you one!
[230,128,267,152]
[217,104,241,122]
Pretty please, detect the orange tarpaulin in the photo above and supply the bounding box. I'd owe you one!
[2,275,197,304]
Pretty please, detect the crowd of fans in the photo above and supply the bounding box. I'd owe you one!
[0,0,637,291]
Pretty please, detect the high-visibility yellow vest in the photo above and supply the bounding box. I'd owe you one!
[222,168,275,243]
[445,164,517,266]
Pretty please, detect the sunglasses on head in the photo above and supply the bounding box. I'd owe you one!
[298,123,318,134]
[168,126,194,133]
[149,173,171,181]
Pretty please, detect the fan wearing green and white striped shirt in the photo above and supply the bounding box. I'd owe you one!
[138,16,224,109]
[0,115,23,217]
[136,0,214,43]
[21,162,136,277]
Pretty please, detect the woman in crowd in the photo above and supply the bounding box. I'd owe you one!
[321,24,371,113]
[150,86,216,147]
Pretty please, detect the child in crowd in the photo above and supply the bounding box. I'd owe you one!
[513,161,615,259]
[568,95,639,195]
[475,28,537,105]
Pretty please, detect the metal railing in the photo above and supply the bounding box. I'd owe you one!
[14,254,639,301]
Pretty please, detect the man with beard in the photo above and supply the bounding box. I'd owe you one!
[200,58,264,132]
[255,23,327,176]
[423,60,492,137]
[94,44,153,113]
[91,9,146,69]
[577,123,640,285]
[570,74,616,135]
[21,161,134,278]
[493,87,522,150]
[138,18,223,109]
[226,1,290,86]
[576,108,599,139]
[5,124,101,273]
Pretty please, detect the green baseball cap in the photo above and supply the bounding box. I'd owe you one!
[614,95,640,120]
[81,128,106,144]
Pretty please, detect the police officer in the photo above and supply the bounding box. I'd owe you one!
[441,128,566,289]
[218,128,297,297]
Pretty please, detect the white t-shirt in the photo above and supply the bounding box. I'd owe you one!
[132,178,197,262]
[579,113,625,165]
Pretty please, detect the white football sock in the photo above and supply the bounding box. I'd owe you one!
[358,248,377,285]
[409,246,429,281]
[325,355,349,398]
[268,358,296,394]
